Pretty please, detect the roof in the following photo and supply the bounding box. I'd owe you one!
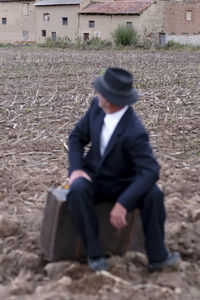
[35,0,81,6]
[0,0,34,2]
[80,0,155,15]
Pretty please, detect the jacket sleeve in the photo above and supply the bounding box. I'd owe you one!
[117,130,160,211]
[68,98,96,175]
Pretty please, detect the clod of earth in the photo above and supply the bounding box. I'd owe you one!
[0,215,19,237]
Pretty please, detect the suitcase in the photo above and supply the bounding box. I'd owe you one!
[39,189,144,261]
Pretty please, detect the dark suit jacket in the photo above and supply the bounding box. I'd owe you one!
[68,97,160,211]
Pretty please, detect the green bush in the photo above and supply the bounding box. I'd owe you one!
[73,37,82,49]
[39,36,112,50]
[0,42,12,48]
[112,25,138,46]
[39,36,72,48]
[73,37,112,50]
[86,37,112,50]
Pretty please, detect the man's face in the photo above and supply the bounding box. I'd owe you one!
[97,93,110,112]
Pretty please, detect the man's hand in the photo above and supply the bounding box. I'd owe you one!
[68,170,92,186]
[110,202,127,229]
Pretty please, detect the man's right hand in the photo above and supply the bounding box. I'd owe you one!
[68,170,92,186]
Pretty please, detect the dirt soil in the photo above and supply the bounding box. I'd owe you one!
[0,47,200,300]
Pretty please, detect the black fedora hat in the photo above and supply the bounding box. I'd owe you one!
[93,67,138,106]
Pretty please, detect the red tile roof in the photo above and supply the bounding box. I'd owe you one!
[79,0,155,15]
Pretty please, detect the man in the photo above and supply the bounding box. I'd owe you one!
[67,67,180,272]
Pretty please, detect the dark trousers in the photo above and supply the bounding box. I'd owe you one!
[66,177,168,263]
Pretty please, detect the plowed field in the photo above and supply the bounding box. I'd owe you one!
[0,47,200,299]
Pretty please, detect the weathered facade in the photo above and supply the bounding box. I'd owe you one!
[35,0,81,42]
[164,0,200,46]
[0,0,200,45]
[0,0,36,43]
[79,0,165,44]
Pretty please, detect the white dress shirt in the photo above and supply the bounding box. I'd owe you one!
[100,105,128,156]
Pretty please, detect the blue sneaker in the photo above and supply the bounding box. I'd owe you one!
[88,257,108,271]
[148,252,181,272]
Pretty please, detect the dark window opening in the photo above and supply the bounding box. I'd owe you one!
[2,18,7,25]
[62,17,68,25]
[42,30,46,37]
[126,22,132,28]
[83,33,89,41]
[89,20,95,28]
[159,32,166,46]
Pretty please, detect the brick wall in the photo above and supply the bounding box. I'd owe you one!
[164,1,200,35]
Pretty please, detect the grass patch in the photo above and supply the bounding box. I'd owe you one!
[38,36,72,49]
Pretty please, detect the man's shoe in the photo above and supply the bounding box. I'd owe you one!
[148,252,181,272]
[88,257,108,272]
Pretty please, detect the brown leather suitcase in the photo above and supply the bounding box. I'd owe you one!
[39,189,144,261]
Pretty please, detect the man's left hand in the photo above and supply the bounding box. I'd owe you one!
[110,202,127,229]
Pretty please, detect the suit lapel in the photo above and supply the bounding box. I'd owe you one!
[93,110,105,157]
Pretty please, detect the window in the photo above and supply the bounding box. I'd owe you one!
[186,11,192,21]
[22,30,29,40]
[2,18,7,25]
[126,22,132,28]
[62,17,68,25]
[43,13,50,22]
[51,32,56,41]
[23,3,29,16]
[89,20,95,28]
[41,30,46,37]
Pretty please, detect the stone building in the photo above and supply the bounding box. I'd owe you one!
[0,0,36,43]
[35,0,84,43]
[79,0,165,44]
[0,0,200,45]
